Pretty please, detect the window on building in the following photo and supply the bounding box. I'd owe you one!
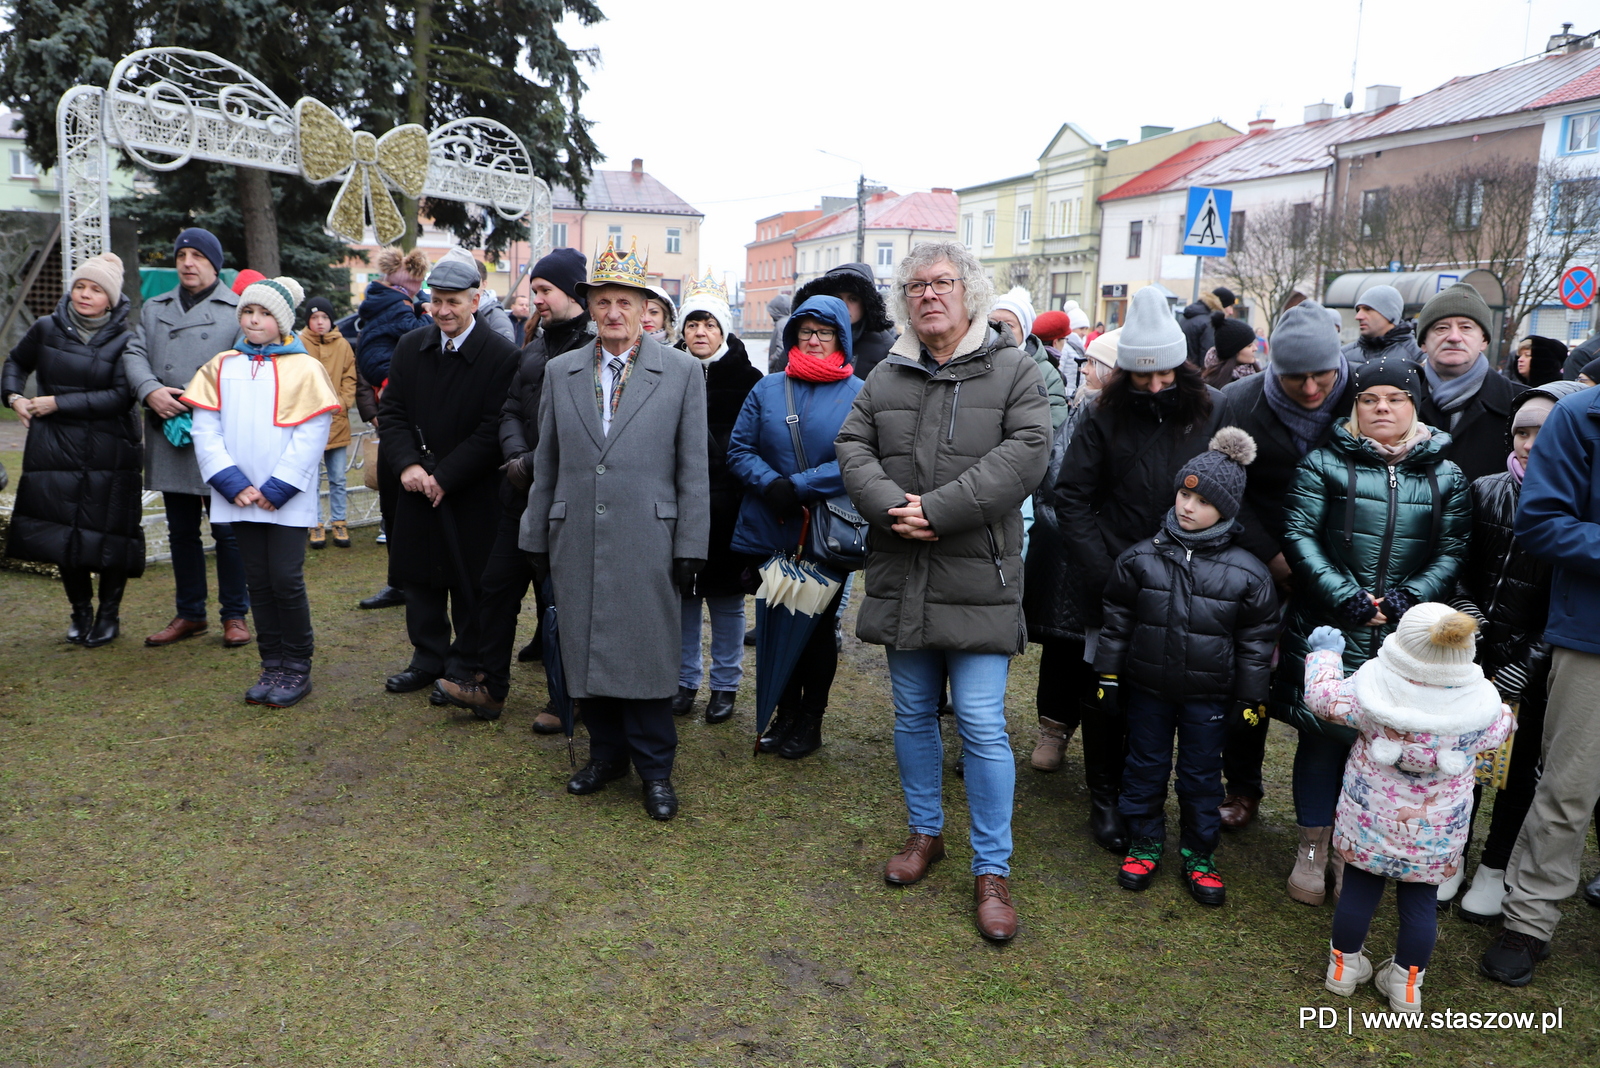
[876,241,894,267]
[1551,178,1600,234]
[798,251,806,274]
[666,227,682,254]
[783,255,791,277]
[1127,219,1142,259]
[607,224,623,246]
[1360,188,1389,240]
[983,211,996,247]
[1231,211,1247,249]
[1291,203,1312,247]
[1016,206,1031,246]
[661,278,680,300]
[550,222,568,248]
[1049,271,1082,311]
[962,214,973,246]
[1451,178,1486,230]
[1176,214,1189,253]
[1564,110,1600,155]
[9,150,37,178]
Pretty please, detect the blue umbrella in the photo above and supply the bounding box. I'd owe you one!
[753,552,843,754]
[540,580,577,766]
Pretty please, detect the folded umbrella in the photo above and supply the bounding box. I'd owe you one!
[752,547,842,753]
[540,580,576,766]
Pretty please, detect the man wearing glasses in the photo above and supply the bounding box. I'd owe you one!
[1415,283,1526,483]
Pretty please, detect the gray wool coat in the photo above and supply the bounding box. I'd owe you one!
[121,283,241,495]
[520,334,711,700]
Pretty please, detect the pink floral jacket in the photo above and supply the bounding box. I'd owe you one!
[1304,649,1515,884]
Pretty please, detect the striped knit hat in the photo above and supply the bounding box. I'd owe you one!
[238,275,306,337]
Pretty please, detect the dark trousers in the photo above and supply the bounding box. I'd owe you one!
[1034,635,1091,731]
[473,509,547,701]
[404,582,477,678]
[378,475,397,580]
[781,586,847,713]
[232,522,312,663]
[1474,677,1548,870]
[1120,688,1228,853]
[582,696,677,779]
[1332,866,1438,970]
[1223,706,1271,799]
[164,492,248,621]
[1293,729,1351,827]
[60,567,127,607]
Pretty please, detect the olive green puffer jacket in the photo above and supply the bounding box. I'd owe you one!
[1278,423,1471,738]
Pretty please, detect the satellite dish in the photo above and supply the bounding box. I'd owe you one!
[1343,91,1354,109]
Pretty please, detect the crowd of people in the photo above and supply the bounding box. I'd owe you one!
[5,229,1600,1001]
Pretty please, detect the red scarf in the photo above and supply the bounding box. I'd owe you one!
[785,346,853,383]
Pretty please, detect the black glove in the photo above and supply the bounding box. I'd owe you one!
[1228,699,1266,731]
[1378,587,1418,623]
[527,552,550,586]
[763,477,802,517]
[1337,590,1380,628]
[502,454,532,492]
[673,557,706,592]
[1095,675,1120,717]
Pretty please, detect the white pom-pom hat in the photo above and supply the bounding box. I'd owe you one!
[238,275,306,338]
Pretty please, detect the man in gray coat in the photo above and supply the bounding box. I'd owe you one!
[120,228,251,648]
[521,247,710,821]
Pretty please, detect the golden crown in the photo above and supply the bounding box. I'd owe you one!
[684,268,728,305]
[589,237,649,289]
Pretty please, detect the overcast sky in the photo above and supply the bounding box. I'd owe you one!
[557,0,1586,297]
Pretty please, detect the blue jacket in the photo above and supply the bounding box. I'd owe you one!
[1515,386,1600,654]
[355,281,430,384]
[727,295,863,555]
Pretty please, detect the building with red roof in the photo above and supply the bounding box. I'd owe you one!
[790,189,958,292]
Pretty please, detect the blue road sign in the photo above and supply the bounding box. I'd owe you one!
[1183,186,1233,257]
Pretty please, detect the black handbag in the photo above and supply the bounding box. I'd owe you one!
[783,376,869,572]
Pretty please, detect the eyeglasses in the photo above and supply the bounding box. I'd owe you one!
[1355,391,1414,409]
[901,277,959,297]
[797,327,837,341]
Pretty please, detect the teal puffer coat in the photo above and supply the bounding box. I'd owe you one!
[1278,423,1471,738]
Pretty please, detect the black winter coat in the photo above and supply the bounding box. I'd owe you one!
[851,326,898,379]
[682,335,763,597]
[1024,400,1088,642]
[1216,370,1359,564]
[1341,322,1423,368]
[1055,386,1223,626]
[498,310,594,512]
[1458,471,1551,677]
[1,295,144,575]
[1095,523,1278,703]
[1419,369,1527,484]
[1179,303,1213,365]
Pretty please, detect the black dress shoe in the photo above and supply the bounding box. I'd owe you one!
[517,638,542,662]
[670,685,697,716]
[744,626,757,647]
[567,759,628,795]
[705,690,736,724]
[642,778,679,820]
[385,668,438,693]
[1584,870,1600,908]
[359,585,407,610]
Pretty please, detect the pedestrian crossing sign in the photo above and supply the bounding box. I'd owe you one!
[1183,186,1232,257]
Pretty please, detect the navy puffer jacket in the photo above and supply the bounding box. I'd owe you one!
[355,281,430,384]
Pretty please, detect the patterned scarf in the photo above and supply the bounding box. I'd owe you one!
[593,338,641,421]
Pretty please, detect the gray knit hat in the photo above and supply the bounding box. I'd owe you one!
[1117,286,1187,371]
[1356,284,1404,326]
[1174,427,1257,520]
[1269,300,1344,374]
[1417,282,1493,343]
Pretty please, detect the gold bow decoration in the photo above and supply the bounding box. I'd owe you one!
[295,99,429,245]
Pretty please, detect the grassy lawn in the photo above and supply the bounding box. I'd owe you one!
[1,535,1596,1066]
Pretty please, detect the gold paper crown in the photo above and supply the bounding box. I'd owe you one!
[684,268,728,305]
[588,237,650,289]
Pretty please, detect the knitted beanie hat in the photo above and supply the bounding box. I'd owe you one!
[1117,286,1187,371]
[302,296,336,326]
[1031,310,1071,344]
[1067,306,1091,330]
[993,286,1037,342]
[1174,427,1256,520]
[1356,284,1404,326]
[1212,286,1236,308]
[239,275,306,337]
[1085,327,1120,369]
[1268,300,1343,374]
[70,252,124,300]
[679,292,732,340]
[1212,310,1256,361]
[1417,282,1492,343]
[1352,354,1424,401]
[231,269,266,297]
[529,248,587,301]
[174,227,224,272]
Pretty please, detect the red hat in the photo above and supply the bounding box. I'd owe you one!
[1032,310,1071,344]
[231,269,266,296]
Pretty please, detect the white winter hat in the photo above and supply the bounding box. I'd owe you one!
[678,291,732,340]
[992,286,1036,342]
[1085,327,1120,369]
[1116,286,1187,371]
[1350,603,1503,757]
[1067,307,1090,331]
[238,275,306,338]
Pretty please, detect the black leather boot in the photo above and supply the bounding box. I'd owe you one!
[758,704,797,754]
[66,603,94,644]
[1081,701,1130,854]
[705,690,736,724]
[670,685,697,717]
[83,574,125,648]
[778,709,823,759]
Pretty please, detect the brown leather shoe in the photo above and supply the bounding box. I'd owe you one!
[1218,794,1260,831]
[221,618,252,647]
[144,616,208,647]
[436,674,506,719]
[975,874,1018,942]
[884,833,945,885]
[531,710,563,735]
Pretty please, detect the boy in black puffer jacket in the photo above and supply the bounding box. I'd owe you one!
[1095,428,1279,905]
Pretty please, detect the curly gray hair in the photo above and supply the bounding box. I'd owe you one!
[888,240,996,331]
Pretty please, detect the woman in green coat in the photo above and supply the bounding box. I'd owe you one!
[1279,356,1471,906]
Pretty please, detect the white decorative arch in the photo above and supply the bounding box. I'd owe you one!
[54,47,553,282]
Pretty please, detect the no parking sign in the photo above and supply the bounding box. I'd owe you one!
[1561,265,1597,310]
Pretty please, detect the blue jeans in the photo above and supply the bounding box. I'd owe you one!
[885,647,1015,877]
[321,446,347,522]
[680,594,745,692]
[1293,729,1352,827]
[164,492,249,622]
[1120,689,1228,853]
